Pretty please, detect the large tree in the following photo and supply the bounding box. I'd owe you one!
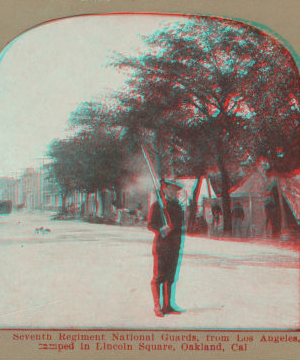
[111,16,299,233]
[47,125,128,216]
[46,139,81,212]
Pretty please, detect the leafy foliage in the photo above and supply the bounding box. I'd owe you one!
[110,16,300,232]
[47,128,127,196]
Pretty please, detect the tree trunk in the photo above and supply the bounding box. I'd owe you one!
[85,193,93,217]
[187,170,203,233]
[153,132,162,179]
[61,193,68,218]
[93,192,97,218]
[77,192,82,218]
[96,190,101,217]
[170,145,175,177]
[276,177,288,232]
[217,144,232,234]
[80,192,84,217]
[115,187,123,209]
[84,193,89,216]
[99,190,106,217]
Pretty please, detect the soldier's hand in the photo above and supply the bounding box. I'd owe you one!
[160,225,172,238]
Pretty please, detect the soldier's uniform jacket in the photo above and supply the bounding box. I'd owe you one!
[232,203,244,219]
[148,198,184,253]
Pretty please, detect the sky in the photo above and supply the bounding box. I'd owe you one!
[0,14,182,178]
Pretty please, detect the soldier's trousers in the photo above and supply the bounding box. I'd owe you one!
[152,247,180,285]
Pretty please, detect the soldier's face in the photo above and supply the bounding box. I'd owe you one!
[164,186,179,200]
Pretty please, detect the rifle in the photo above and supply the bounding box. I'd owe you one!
[141,145,172,227]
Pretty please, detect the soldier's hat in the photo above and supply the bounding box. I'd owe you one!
[161,178,184,190]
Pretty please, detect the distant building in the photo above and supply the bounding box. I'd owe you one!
[0,177,21,209]
[0,168,40,211]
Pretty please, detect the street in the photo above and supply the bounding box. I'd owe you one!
[0,211,299,329]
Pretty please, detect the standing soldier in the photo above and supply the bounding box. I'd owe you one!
[232,202,245,237]
[211,202,222,236]
[264,194,276,235]
[148,179,185,317]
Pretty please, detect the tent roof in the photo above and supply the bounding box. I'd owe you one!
[231,169,273,194]
[231,169,300,223]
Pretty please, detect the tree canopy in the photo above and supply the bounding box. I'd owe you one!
[46,127,128,200]
[110,16,300,232]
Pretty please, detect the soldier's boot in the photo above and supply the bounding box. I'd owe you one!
[151,282,164,317]
[161,282,181,315]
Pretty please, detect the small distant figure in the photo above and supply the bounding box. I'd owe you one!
[136,201,142,213]
[80,203,84,216]
[211,202,222,235]
[127,208,137,225]
[265,194,276,235]
[232,202,244,237]
[112,198,118,215]
[112,196,122,216]
[35,227,51,234]
[70,203,75,217]
[17,203,25,211]
[126,201,144,225]
[135,201,144,225]
[35,227,43,234]
[193,214,208,234]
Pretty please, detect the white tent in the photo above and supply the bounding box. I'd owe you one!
[229,169,299,236]
[177,176,217,211]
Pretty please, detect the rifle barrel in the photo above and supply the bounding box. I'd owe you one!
[141,145,170,227]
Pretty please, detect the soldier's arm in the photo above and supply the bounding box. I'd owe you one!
[148,203,172,237]
[175,203,185,232]
[148,202,163,232]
